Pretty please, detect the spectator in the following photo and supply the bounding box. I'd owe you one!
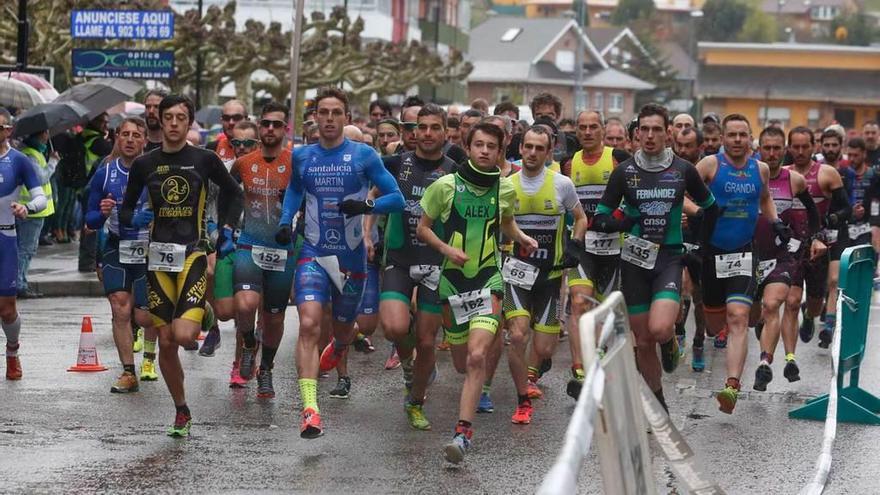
[446,116,462,147]
[16,129,56,298]
[368,99,392,123]
[493,101,519,120]
[77,113,113,272]
[470,98,489,115]
[558,118,576,134]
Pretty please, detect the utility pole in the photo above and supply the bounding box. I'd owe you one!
[16,0,29,71]
[432,1,441,101]
[573,0,586,112]
[289,0,306,138]
[195,0,204,108]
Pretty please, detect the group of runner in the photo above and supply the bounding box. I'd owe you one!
[4,85,879,464]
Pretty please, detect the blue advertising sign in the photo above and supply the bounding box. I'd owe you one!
[72,49,175,80]
[71,10,174,40]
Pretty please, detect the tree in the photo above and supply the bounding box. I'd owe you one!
[610,0,655,26]
[829,13,877,46]
[738,8,776,43]
[627,26,681,106]
[698,0,749,42]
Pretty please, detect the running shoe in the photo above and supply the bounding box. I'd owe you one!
[167,411,192,437]
[140,358,159,381]
[405,402,431,430]
[691,346,705,372]
[352,334,375,353]
[110,371,139,393]
[799,303,815,343]
[716,385,739,414]
[784,355,800,382]
[477,392,494,413]
[754,321,764,341]
[713,327,728,349]
[329,376,351,399]
[676,333,686,359]
[182,339,199,351]
[319,339,347,372]
[753,364,772,392]
[539,358,552,377]
[384,347,401,370]
[511,401,533,424]
[660,337,680,373]
[132,327,144,353]
[818,329,832,349]
[436,340,451,351]
[229,362,247,388]
[443,428,472,464]
[300,408,323,439]
[198,326,221,357]
[256,369,275,398]
[566,378,583,399]
[527,381,543,400]
[5,355,22,380]
[239,346,258,379]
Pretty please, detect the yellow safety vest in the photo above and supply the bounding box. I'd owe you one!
[19,146,55,218]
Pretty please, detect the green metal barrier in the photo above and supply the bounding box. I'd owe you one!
[790,244,880,424]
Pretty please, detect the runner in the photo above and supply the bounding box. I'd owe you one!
[276,87,404,438]
[0,112,47,380]
[143,89,168,152]
[862,121,879,169]
[374,103,456,428]
[504,124,587,424]
[846,138,874,251]
[702,121,722,156]
[207,99,248,162]
[672,113,695,140]
[85,117,159,391]
[376,119,401,156]
[120,94,243,437]
[229,102,294,399]
[417,121,537,463]
[751,126,822,391]
[591,103,718,412]
[604,118,628,151]
[563,110,629,399]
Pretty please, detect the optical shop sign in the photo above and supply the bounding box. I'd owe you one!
[72,50,174,79]
[71,10,174,40]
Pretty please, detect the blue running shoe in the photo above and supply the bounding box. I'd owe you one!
[444,430,472,464]
[691,346,705,372]
[477,392,494,413]
[713,327,728,349]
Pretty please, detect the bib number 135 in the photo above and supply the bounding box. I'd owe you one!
[621,236,659,270]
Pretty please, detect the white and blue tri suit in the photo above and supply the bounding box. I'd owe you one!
[85,158,150,307]
[0,148,45,297]
[280,138,404,322]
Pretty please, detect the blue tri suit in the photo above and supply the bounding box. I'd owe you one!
[280,138,404,322]
[0,148,43,296]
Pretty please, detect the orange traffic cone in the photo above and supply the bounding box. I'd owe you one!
[67,316,108,372]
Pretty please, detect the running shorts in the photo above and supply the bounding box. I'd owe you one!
[213,253,235,300]
[146,251,208,326]
[620,249,683,315]
[293,256,367,323]
[379,264,442,314]
[701,244,757,308]
[441,293,502,346]
[357,262,380,316]
[0,232,18,297]
[232,245,297,314]
[567,250,619,298]
[503,276,562,334]
[99,237,148,309]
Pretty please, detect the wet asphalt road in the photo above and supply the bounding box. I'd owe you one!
[2,296,880,494]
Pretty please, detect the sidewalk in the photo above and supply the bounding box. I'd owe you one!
[27,241,103,298]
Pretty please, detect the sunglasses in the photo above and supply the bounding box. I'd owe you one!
[401,122,418,131]
[260,119,286,129]
[221,114,245,122]
[0,125,11,131]
[231,138,258,147]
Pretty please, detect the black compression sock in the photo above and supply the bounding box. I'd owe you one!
[175,404,191,417]
[260,346,278,371]
[518,394,530,405]
[123,364,135,375]
[242,330,257,348]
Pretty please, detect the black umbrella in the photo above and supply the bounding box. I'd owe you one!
[195,105,223,127]
[55,78,142,120]
[12,101,90,138]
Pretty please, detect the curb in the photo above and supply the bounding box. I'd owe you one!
[30,279,104,298]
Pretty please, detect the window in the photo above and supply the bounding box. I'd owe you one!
[758,107,791,128]
[501,28,522,42]
[811,6,839,21]
[609,93,624,114]
[807,108,820,129]
[555,50,575,72]
[594,92,604,111]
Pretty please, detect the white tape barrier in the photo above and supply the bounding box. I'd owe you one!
[798,293,844,495]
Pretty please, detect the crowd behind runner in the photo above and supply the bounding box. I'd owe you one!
[3,87,880,463]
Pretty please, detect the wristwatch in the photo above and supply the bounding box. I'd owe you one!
[365,199,375,210]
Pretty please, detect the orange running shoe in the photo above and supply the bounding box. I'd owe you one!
[6,355,22,380]
[511,401,533,424]
[300,407,323,439]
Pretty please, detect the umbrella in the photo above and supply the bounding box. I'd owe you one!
[0,72,59,102]
[55,78,142,120]
[107,101,145,116]
[0,78,45,110]
[12,101,90,138]
[195,105,223,127]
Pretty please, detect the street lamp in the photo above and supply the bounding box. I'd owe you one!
[689,10,703,114]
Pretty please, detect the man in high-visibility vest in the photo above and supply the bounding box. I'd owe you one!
[17,130,56,299]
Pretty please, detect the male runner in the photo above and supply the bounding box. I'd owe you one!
[694,113,786,414]
[862,121,879,168]
[143,89,168,152]
[418,121,537,463]
[788,127,850,349]
[702,121,722,156]
[751,126,822,391]
[846,138,874,250]
[85,117,159,391]
[229,101,294,399]
[672,113,695,140]
[504,125,587,424]
[604,118,628,151]
[207,100,248,162]
[120,94,243,437]
[563,110,629,398]
[376,120,401,156]
[0,112,47,380]
[591,103,718,412]
[276,87,404,438]
[374,103,456,429]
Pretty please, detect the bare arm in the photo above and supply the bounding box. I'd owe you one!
[694,155,717,184]
[758,162,778,222]
[570,204,588,241]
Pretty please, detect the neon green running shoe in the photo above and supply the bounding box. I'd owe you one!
[140,358,159,381]
[167,412,192,437]
[132,327,144,353]
[405,403,431,430]
[716,385,739,414]
[660,337,680,373]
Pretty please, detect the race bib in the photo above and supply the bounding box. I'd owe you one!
[848,222,871,240]
[787,238,801,253]
[757,259,777,284]
[409,264,441,291]
[714,252,753,279]
[501,257,539,289]
[251,246,288,272]
[621,235,659,270]
[119,239,147,265]
[585,231,621,256]
[822,228,838,245]
[448,288,493,325]
[148,242,186,272]
[872,200,879,217]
